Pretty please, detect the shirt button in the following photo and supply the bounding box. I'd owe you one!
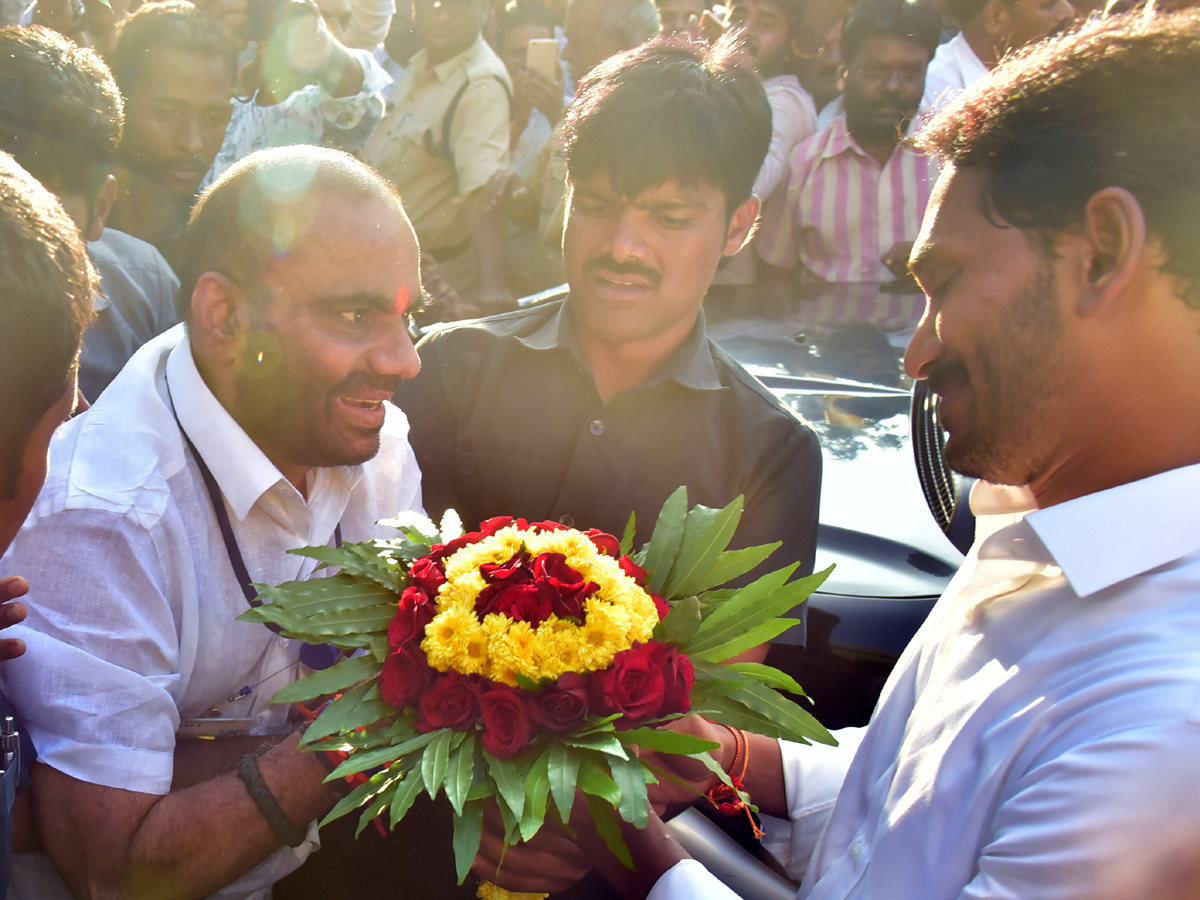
[589,418,605,436]
[849,842,863,861]
[558,514,575,527]
[278,636,291,648]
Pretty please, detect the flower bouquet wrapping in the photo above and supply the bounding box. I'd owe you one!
[240,487,835,881]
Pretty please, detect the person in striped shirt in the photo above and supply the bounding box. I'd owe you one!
[756,0,942,283]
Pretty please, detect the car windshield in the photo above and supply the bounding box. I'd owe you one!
[706,281,963,597]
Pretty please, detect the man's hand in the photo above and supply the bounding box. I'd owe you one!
[882,240,916,282]
[638,716,732,815]
[0,576,29,662]
[472,801,590,894]
[514,67,565,124]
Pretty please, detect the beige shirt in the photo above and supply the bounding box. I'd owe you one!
[364,35,511,251]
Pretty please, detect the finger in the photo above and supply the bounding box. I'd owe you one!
[0,638,26,662]
[0,577,29,605]
[0,601,27,629]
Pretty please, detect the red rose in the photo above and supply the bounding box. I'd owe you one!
[531,552,598,622]
[589,642,667,724]
[479,580,554,624]
[379,644,431,709]
[388,586,437,649]
[408,556,446,596]
[651,593,671,622]
[478,516,526,537]
[531,520,567,532]
[584,529,621,557]
[528,672,589,731]
[657,645,694,717]
[619,556,649,585]
[418,670,482,732]
[478,683,532,758]
[479,550,531,584]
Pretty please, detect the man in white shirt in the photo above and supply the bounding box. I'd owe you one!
[0,145,424,900]
[918,0,1073,113]
[481,11,1200,900]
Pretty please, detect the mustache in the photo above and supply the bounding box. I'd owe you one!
[583,254,663,288]
[927,357,970,396]
[333,371,402,398]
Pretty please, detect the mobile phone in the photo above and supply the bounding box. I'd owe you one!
[526,38,559,81]
[177,717,256,739]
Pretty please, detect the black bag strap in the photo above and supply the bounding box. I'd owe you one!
[423,73,513,164]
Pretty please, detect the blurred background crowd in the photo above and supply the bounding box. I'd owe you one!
[1,0,1192,404]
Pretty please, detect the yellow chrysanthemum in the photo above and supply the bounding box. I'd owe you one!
[419,524,661,685]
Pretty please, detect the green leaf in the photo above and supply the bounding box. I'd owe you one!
[327,730,438,780]
[443,732,476,816]
[608,755,650,828]
[389,767,427,828]
[586,794,634,870]
[619,512,637,557]
[520,749,551,842]
[727,662,809,697]
[691,564,798,636]
[369,636,390,663]
[688,618,802,663]
[727,679,835,745]
[421,729,452,800]
[300,681,391,746]
[453,799,485,885]
[616,727,721,756]
[320,760,405,827]
[561,732,628,759]
[682,543,781,596]
[577,754,620,806]
[663,497,743,599]
[652,595,701,644]
[548,741,581,822]
[290,541,410,592]
[466,779,496,802]
[357,781,399,836]
[640,487,689,594]
[486,752,527,820]
[269,653,380,705]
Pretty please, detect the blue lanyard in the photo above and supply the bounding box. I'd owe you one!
[165,376,341,630]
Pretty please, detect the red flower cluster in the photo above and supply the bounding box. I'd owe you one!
[377,518,695,757]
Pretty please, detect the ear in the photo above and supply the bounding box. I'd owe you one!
[85,174,117,242]
[1074,186,1146,317]
[723,195,761,256]
[189,272,248,364]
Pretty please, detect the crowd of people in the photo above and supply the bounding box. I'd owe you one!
[1,0,1200,898]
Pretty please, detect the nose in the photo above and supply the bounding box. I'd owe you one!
[175,113,205,157]
[884,66,904,94]
[903,300,943,380]
[606,208,649,265]
[370,316,422,381]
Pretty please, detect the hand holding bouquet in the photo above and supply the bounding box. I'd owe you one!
[241,488,835,881]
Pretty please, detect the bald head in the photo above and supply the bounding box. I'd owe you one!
[177,146,410,322]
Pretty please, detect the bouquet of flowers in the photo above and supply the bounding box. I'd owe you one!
[241,487,834,881]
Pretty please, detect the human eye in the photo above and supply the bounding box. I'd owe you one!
[338,308,372,326]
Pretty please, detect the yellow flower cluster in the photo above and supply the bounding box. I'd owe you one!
[420,526,660,687]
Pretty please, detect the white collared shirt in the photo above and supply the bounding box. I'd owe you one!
[651,465,1200,899]
[919,31,989,116]
[0,325,422,898]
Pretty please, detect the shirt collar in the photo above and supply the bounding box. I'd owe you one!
[1020,463,1200,598]
[165,337,328,522]
[515,298,725,392]
[821,111,919,160]
[415,34,486,84]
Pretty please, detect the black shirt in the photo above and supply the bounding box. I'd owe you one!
[395,297,822,600]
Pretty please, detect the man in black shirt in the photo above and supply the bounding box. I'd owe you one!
[395,36,821,621]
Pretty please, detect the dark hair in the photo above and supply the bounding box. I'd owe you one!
[565,35,771,214]
[497,0,556,45]
[841,0,942,65]
[917,10,1200,308]
[0,26,123,207]
[0,153,96,498]
[111,1,239,99]
[178,146,405,320]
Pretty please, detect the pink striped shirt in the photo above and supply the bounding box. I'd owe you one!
[756,113,940,283]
